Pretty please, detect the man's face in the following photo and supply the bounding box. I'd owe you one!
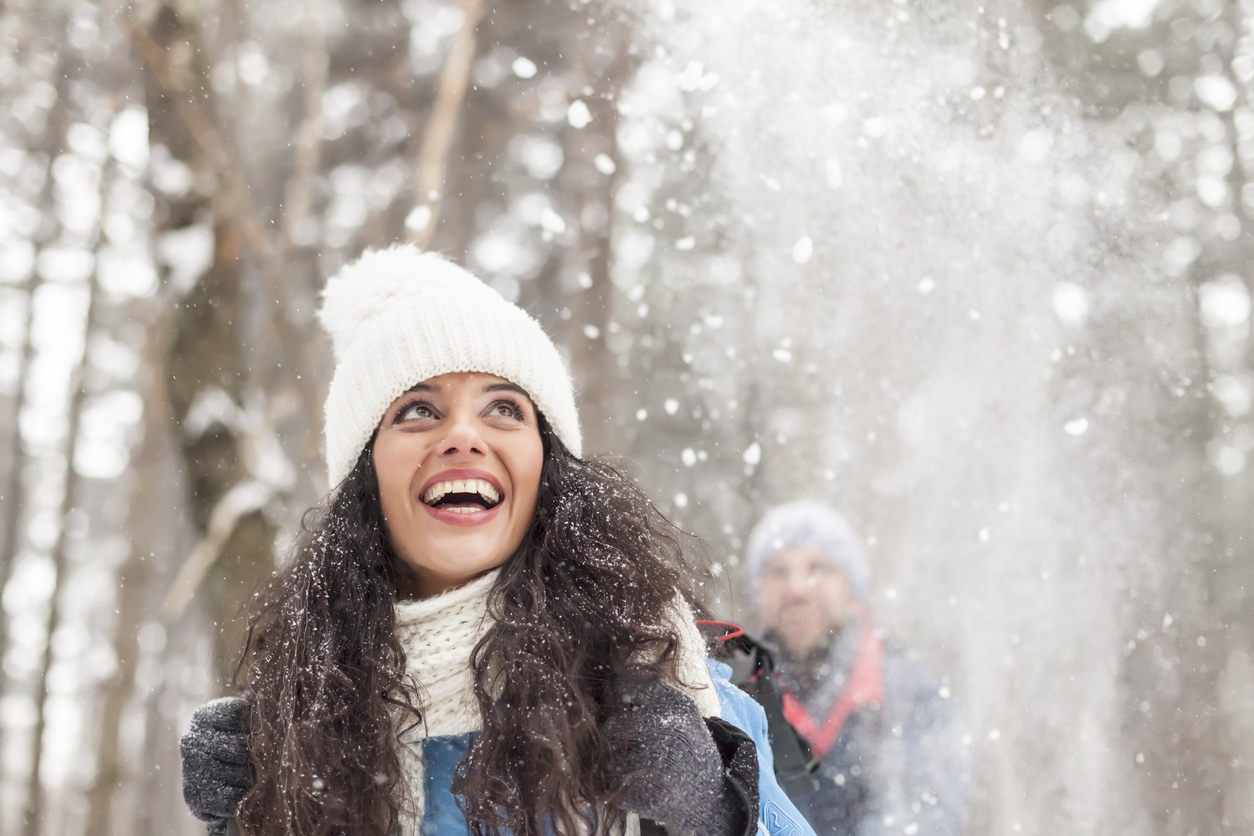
[758,546,856,657]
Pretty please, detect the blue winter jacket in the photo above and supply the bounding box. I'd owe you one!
[418,659,817,836]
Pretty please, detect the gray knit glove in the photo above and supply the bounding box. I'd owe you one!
[180,696,254,836]
[603,676,749,836]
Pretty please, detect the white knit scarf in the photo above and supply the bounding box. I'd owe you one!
[391,569,720,833]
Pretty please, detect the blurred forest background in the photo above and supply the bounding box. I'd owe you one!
[0,0,1252,833]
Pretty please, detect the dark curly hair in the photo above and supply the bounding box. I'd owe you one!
[235,412,709,836]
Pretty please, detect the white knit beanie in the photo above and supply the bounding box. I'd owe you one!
[318,245,582,486]
[745,500,870,601]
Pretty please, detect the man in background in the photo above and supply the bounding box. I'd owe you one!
[747,500,968,836]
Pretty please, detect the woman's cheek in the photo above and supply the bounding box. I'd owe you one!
[372,441,413,544]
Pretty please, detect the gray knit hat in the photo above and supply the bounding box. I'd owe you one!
[318,245,582,486]
[745,500,870,600]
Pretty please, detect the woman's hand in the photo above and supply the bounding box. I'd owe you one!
[180,696,254,836]
[603,676,754,836]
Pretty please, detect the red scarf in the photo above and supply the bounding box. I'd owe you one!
[780,615,884,760]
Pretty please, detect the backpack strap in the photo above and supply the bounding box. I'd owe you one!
[698,622,819,800]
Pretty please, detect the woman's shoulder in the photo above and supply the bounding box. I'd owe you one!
[705,658,767,728]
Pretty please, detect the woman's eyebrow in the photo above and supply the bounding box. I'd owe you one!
[406,383,437,393]
[484,382,530,398]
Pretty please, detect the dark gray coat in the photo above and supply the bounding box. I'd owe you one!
[772,621,968,836]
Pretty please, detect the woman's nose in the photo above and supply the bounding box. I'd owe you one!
[437,411,486,456]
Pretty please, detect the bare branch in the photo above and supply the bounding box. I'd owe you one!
[407,0,487,248]
[160,480,275,623]
[281,0,328,249]
[126,20,275,262]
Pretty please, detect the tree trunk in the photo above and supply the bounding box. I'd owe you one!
[21,267,100,836]
[83,302,175,836]
[0,21,68,758]
[134,1,279,687]
[0,270,41,749]
[560,8,637,457]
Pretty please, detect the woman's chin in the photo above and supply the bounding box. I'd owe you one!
[403,540,518,596]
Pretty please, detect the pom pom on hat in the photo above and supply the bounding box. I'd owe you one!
[318,245,582,485]
[745,500,870,601]
[318,248,478,364]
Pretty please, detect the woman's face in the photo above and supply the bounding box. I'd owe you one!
[372,372,545,598]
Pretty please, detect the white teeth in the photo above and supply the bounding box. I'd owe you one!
[421,478,501,506]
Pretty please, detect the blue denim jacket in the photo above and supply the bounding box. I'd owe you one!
[417,660,817,836]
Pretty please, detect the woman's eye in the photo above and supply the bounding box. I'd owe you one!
[399,403,434,421]
[489,401,525,420]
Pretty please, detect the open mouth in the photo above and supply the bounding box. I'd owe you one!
[420,477,503,514]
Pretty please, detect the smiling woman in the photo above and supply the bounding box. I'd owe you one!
[373,373,545,599]
[176,246,816,836]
